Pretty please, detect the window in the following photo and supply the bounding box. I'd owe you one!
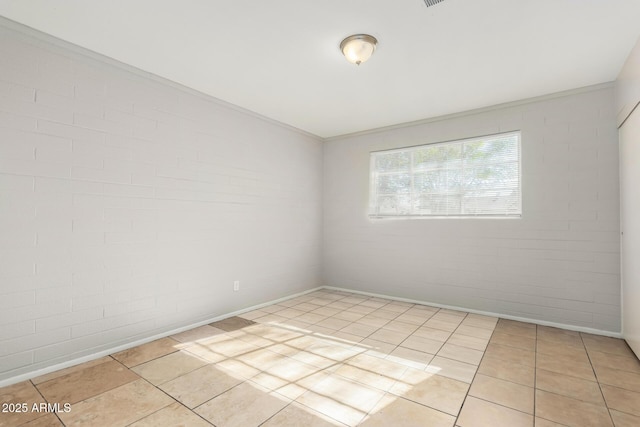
[369,131,521,217]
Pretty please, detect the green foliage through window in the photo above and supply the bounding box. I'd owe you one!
[369,132,521,217]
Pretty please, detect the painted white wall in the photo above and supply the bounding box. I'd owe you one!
[0,21,323,381]
[616,37,640,127]
[620,109,640,357]
[324,86,621,332]
[617,36,640,357]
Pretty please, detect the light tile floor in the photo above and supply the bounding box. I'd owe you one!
[2,289,640,426]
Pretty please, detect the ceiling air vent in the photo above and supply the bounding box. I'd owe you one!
[424,0,445,7]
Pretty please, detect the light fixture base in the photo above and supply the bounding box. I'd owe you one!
[340,34,378,65]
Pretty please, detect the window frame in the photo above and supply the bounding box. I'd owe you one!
[368,131,522,219]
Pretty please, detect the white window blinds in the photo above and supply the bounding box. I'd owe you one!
[369,131,521,217]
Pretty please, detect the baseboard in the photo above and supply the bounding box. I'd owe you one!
[0,286,324,388]
[322,286,623,339]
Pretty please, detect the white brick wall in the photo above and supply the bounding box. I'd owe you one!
[323,86,621,332]
[0,21,323,381]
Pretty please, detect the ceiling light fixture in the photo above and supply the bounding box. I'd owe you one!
[340,34,378,65]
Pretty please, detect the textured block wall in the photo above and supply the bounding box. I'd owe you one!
[324,86,621,332]
[0,21,323,381]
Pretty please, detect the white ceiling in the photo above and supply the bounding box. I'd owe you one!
[1,0,640,138]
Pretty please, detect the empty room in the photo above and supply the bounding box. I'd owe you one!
[1,1,640,426]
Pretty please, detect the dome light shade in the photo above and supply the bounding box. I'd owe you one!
[340,34,378,65]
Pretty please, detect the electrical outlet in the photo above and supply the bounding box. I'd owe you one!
[233,280,239,291]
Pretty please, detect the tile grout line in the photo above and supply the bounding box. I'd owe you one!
[275,293,451,425]
[27,378,67,427]
[455,321,545,426]
[31,357,145,427]
[124,376,213,427]
[114,344,181,370]
[290,294,413,426]
[533,324,537,426]
[354,300,442,425]
[581,332,616,427]
[452,312,492,427]
[195,292,397,426]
